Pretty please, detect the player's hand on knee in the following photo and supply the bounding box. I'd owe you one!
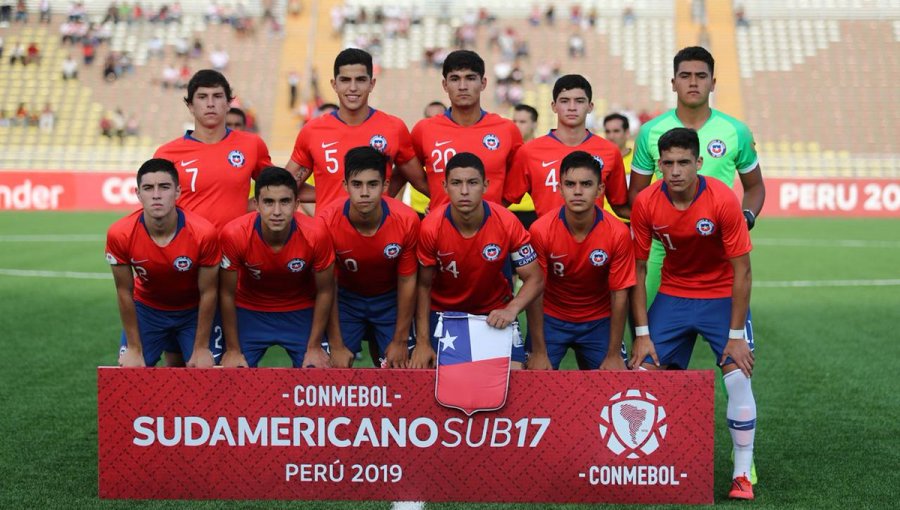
[119,348,146,368]
[220,350,248,368]
[721,339,754,378]
[384,340,410,368]
[599,353,627,371]
[408,344,436,369]
[486,308,516,329]
[628,336,659,369]
[329,344,354,368]
[187,348,215,368]
[525,351,552,370]
[302,346,332,368]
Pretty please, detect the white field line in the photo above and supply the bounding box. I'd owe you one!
[0,234,105,242]
[391,503,425,510]
[0,268,111,280]
[752,238,900,248]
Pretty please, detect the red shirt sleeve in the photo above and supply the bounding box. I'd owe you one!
[416,215,438,267]
[527,221,548,272]
[289,125,313,169]
[310,218,335,272]
[105,221,129,265]
[506,121,524,169]
[718,188,753,259]
[195,219,222,267]
[607,219,636,291]
[253,135,273,180]
[630,192,652,261]
[218,222,243,272]
[503,145,529,205]
[604,149,628,207]
[507,212,536,268]
[398,213,420,277]
[393,118,416,166]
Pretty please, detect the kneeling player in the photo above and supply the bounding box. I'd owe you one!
[411,152,544,370]
[629,128,757,500]
[528,151,634,370]
[320,146,420,368]
[106,158,220,367]
[219,167,335,368]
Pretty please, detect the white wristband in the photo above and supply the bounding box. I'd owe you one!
[635,326,650,336]
[728,328,745,340]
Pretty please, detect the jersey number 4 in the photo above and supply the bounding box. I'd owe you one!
[439,259,459,278]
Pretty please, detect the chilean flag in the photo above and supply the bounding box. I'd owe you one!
[434,312,513,415]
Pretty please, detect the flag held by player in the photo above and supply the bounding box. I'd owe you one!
[434,312,512,415]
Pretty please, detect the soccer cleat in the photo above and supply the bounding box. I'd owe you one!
[729,476,754,500]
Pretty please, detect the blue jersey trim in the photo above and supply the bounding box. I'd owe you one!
[445,201,490,232]
[661,175,708,204]
[183,128,232,142]
[331,107,377,125]
[547,129,593,145]
[253,213,297,242]
[559,205,603,234]
[342,198,390,230]
[445,108,487,125]
[139,208,187,238]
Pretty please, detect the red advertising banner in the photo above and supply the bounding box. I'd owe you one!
[98,368,714,504]
[0,171,136,211]
[739,178,900,217]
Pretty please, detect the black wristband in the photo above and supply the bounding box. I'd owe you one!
[743,209,756,230]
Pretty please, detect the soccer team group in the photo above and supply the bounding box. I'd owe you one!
[106,46,763,498]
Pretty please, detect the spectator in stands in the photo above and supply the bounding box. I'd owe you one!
[288,70,300,109]
[513,104,539,142]
[100,112,113,137]
[131,2,144,23]
[0,110,10,127]
[190,37,203,59]
[314,103,338,118]
[62,53,78,79]
[209,46,229,71]
[39,0,50,23]
[125,113,140,136]
[9,41,25,65]
[329,6,343,35]
[112,108,126,142]
[568,32,585,58]
[68,1,86,22]
[82,41,95,65]
[146,34,163,58]
[13,103,28,126]
[161,62,177,89]
[14,0,25,23]
[528,4,540,26]
[225,107,246,131]
[0,2,11,26]
[102,2,119,24]
[735,4,749,28]
[423,100,446,118]
[174,36,189,58]
[623,4,636,25]
[544,4,554,25]
[288,0,302,17]
[103,54,118,81]
[176,62,191,89]
[0,36,4,59]
[39,103,55,132]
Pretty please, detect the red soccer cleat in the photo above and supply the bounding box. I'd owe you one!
[729,475,755,500]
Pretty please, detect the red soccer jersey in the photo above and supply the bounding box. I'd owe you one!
[503,131,628,217]
[529,206,635,322]
[411,110,523,208]
[219,212,334,312]
[289,109,416,211]
[417,201,536,314]
[319,196,420,296]
[155,129,272,230]
[631,176,752,299]
[105,208,220,311]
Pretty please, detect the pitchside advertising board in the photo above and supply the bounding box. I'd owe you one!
[2,171,898,216]
[98,368,714,504]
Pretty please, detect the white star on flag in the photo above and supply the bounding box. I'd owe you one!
[438,331,458,351]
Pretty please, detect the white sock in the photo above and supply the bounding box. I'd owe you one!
[724,370,756,479]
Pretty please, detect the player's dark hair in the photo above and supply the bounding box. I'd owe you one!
[603,112,629,132]
[184,69,234,104]
[137,158,179,186]
[445,152,486,180]
[559,151,602,180]
[514,103,538,122]
[657,127,700,159]
[334,48,373,77]
[442,50,485,78]
[344,146,387,181]
[552,74,592,102]
[423,100,446,116]
[227,107,246,124]
[254,166,298,199]
[673,46,715,76]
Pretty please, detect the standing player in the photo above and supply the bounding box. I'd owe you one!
[320,146,420,368]
[285,48,428,211]
[503,74,629,219]
[603,112,634,190]
[629,128,757,500]
[408,101,447,218]
[508,103,539,229]
[411,153,544,370]
[106,159,220,367]
[628,46,765,306]
[411,50,524,209]
[218,167,335,368]
[155,69,273,230]
[527,151,634,370]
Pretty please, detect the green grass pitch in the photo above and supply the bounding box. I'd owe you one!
[1,212,898,509]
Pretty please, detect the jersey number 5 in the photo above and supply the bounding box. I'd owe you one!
[325,149,339,174]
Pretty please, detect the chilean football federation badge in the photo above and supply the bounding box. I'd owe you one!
[434,312,513,415]
[369,134,388,153]
[589,249,609,267]
[482,243,502,261]
[286,258,306,272]
[482,133,500,151]
[707,139,727,158]
[383,243,402,259]
[695,218,716,236]
[173,256,193,272]
[227,150,246,168]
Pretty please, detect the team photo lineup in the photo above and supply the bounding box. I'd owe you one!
[107,43,761,500]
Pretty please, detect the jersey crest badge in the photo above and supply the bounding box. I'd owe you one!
[482,134,500,151]
[591,154,605,169]
[227,150,246,168]
[511,244,537,266]
[383,243,402,259]
[286,258,307,272]
[707,139,727,158]
[369,134,388,153]
[589,249,609,267]
[482,243,502,261]
[696,218,716,236]
[173,256,193,272]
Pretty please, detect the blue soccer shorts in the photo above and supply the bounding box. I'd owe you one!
[236,306,313,368]
[535,314,627,370]
[428,311,526,363]
[645,293,755,370]
[118,301,199,366]
[335,287,413,359]
[119,306,223,364]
